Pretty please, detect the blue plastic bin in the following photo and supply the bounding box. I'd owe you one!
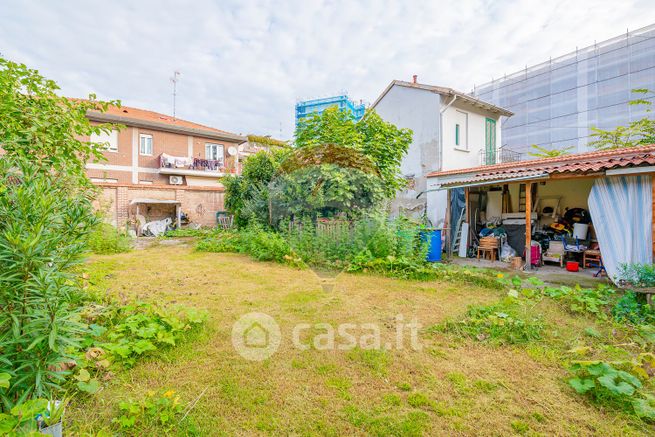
[421,229,442,262]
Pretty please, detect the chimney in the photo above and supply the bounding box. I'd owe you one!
[412,74,417,84]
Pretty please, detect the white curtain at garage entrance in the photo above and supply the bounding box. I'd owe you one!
[587,175,652,282]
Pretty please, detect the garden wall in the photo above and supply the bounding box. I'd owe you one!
[93,183,224,229]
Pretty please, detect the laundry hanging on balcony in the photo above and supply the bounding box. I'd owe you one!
[193,158,223,171]
[160,153,193,168]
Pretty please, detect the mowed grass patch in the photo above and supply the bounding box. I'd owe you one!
[68,246,651,435]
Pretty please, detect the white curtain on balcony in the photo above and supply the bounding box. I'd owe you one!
[587,175,652,282]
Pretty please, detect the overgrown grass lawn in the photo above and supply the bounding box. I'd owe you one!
[70,246,651,435]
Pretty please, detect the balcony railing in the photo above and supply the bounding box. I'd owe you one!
[478,146,523,166]
[159,153,238,174]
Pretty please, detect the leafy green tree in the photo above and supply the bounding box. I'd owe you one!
[528,144,574,158]
[0,58,116,406]
[357,112,413,195]
[270,163,386,222]
[295,107,362,150]
[225,108,411,226]
[0,58,118,182]
[589,89,655,150]
[222,149,288,227]
[295,107,412,196]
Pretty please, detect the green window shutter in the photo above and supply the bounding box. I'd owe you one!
[485,118,497,164]
[455,124,460,146]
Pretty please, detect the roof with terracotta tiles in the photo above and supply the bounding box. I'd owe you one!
[85,102,246,141]
[427,144,655,184]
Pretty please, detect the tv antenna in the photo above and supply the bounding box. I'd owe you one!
[170,71,181,119]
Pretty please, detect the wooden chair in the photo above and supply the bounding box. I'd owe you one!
[477,236,500,261]
[542,240,565,267]
[583,245,606,277]
[583,249,601,268]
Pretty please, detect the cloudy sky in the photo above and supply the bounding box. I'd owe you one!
[2,0,654,138]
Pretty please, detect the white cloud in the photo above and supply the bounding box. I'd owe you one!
[1,0,654,138]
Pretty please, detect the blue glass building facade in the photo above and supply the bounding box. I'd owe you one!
[295,95,366,126]
[472,24,655,156]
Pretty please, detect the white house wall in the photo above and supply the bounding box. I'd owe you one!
[373,86,441,219]
[440,99,503,171]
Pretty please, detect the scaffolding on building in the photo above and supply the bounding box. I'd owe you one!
[295,95,366,125]
[472,23,655,155]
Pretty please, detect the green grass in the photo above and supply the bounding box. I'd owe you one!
[67,246,653,435]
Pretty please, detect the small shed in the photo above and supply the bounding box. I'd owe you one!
[427,145,655,281]
[130,198,182,233]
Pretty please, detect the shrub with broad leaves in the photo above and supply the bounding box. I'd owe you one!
[569,361,655,420]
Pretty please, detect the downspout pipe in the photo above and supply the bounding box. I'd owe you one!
[438,94,457,172]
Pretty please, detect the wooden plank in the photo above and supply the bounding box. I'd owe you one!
[525,182,533,269]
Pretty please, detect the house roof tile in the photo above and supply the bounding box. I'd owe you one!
[427,145,655,185]
[85,102,246,142]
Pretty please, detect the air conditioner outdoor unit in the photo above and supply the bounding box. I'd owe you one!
[169,175,184,185]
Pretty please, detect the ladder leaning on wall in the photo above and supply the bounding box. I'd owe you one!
[452,208,466,254]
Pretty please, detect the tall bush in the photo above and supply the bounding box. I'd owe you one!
[0,161,97,405]
[0,58,116,406]
[222,149,287,227]
[270,162,386,223]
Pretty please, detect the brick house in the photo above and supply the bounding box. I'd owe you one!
[84,104,247,230]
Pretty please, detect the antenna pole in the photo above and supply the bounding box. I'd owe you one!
[170,71,181,119]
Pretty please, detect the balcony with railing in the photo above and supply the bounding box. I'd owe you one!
[159,153,239,176]
[478,146,523,166]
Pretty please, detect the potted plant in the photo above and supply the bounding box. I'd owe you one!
[38,398,67,437]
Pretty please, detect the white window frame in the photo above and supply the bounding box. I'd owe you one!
[454,110,469,151]
[139,134,153,156]
[205,143,224,165]
[91,129,118,152]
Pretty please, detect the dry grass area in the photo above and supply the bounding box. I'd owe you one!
[69,245,650,436]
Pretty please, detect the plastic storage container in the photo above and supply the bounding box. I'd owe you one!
[566,261,580,272]
[572,223,589,240]
[421,229,442,262]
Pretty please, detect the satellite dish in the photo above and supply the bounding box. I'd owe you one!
[227,146,238,156]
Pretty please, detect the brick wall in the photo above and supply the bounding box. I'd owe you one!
[84,123,240,187]
[117,187,129,227]
[183,189,225,226]
[96,184,224,229]
[92,187,118,225]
